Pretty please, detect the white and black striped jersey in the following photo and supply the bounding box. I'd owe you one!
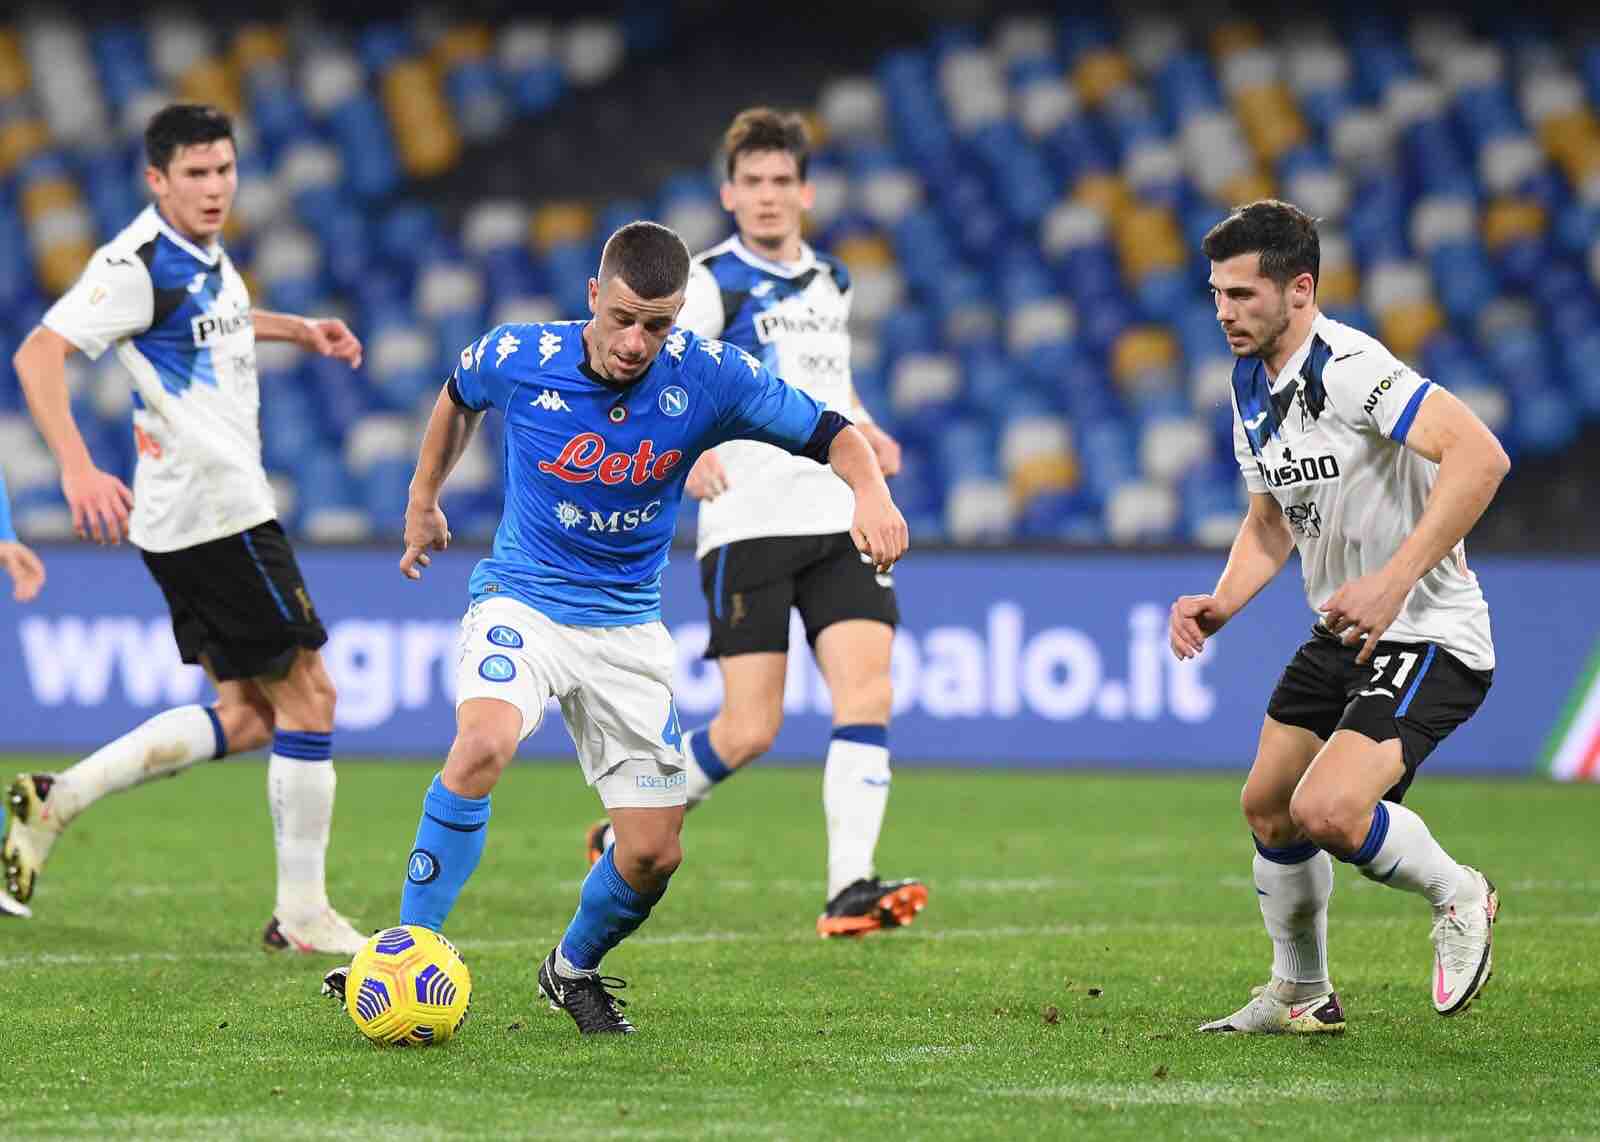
[42,205,272,553]
[1231,313,1494,671]
[677,235,856,557]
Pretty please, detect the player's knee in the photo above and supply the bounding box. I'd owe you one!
[719,713,780,765]
[625,836,682,882]
[1288,789,1367,855]
[1240,782,1295,845]
[444,727,517,794]
[834,675,892,725]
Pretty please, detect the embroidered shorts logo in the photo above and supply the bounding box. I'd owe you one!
[635,772,688,790]
[479,654,516,682]
[659,386,689,416]
[407,849,440,885]
[487,625,524,649]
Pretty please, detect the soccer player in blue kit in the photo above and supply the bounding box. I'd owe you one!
[384,221,906,1034]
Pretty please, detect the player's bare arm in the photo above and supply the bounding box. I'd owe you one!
[827,425,907,571]
[400,388,482,580]
[1320,388,1509,663]
[1170,491,1294,660]
[252,309,364,368]
[12,325,134,546]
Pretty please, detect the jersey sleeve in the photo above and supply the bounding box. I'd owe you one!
[1325,351,1434,444]
[449,324,524,413]
[703,339,825,452]
[674,263,725,339]
[40,249,153,360]
[1232,409,1268,494]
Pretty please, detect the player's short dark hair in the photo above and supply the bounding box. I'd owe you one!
[597,221,691,299]
[145,104,236,171]
[1201,199,1320,289]
[722,107,810,180]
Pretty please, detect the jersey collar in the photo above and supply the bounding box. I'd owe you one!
[1266,312,1331,392]
[728,234,815,279]
[149,205,221,267]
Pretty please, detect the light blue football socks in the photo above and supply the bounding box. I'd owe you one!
[399,774,491,931]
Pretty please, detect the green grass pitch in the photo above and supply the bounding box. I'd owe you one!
[2,759,1597,1140]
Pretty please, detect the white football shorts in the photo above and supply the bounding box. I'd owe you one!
[453,596,686,809]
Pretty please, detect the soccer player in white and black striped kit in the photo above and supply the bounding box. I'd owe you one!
[3,105,366,952]
[1170,200,1507,1032]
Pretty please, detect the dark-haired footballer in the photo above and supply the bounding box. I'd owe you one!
[367,221,908,1034]
[589,108,927,939]
[5,104,366,951]
[1169,199,1508,1033]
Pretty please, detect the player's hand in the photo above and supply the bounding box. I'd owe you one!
[686,451,729,501]
[850,486,908,573]
[858,422,902,478]
[62,463,134,545]
[400,500,450,581]
[1319,572,1411,664]
[302,318,363,369]
[0,541,45,602]
[1169,594,1230,660]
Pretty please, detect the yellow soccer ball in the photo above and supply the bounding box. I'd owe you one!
[345,926,472,1046]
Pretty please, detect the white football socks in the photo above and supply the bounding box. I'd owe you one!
[49,704,223,829]
[1252,844,1333,988]
[268,736,337,925]
[823,727,891,900]
[681,730,724,809]
[1347,800,1475,908]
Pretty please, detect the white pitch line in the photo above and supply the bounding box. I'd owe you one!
[1,912,1595,969]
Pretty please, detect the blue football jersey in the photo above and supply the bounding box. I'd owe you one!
[449,321,831,626]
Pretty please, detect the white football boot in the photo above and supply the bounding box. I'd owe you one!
[0,885,30,919]
[3,774,66,906]
[1198,978,1346,1033]
[263,907,367,955]
[1430,866,1499,1016]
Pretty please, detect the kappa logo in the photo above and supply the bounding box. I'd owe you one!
[495,330,521,367]
[531,389,571,412]
[538,328,562,366]
[635,772,687,790]
[664,329,687,360]
[658,386,689,417]
[698,339,724,364]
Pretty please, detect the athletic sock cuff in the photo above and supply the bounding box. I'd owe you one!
[688,729,732,783]
[831,723,889,748]
[595,848,652,911]
[1253,836,1321,864]
[423,774,491,829]
[202,707,227,760]
[1342,801,1390,865]
[272,730,332,761]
